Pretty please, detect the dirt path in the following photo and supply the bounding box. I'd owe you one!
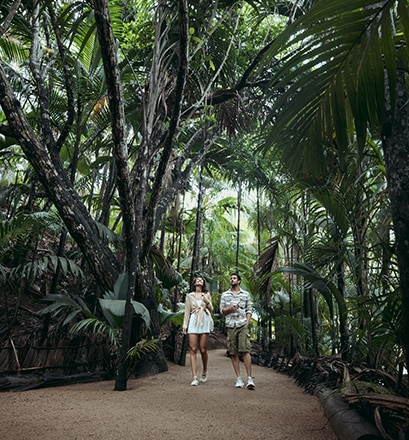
[0,349,337,440]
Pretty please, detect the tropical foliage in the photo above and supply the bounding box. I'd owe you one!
[0,0,408,406]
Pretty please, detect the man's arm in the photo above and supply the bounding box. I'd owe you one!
[220,294,238,315]
[245,292,252,324]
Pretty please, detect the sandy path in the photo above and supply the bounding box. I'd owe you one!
[0,349,337,440]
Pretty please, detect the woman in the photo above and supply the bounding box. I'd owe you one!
[182,276,214,386]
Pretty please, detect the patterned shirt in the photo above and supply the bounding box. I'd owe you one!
[220,288,252,328]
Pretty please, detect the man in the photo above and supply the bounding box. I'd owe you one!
[220,273,255,389]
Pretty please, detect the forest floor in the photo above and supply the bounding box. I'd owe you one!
[0,348,337,440]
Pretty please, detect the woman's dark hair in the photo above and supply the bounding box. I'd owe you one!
[193,276,208,293]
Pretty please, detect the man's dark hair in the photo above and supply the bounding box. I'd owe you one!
[231,273,241,281]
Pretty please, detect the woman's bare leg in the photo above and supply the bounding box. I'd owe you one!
[198,333,209,373]
[189,333,199,378]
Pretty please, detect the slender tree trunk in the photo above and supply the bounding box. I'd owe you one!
[191,159,205,276]
[93,0,139,391]
[351,188,373,364]
[288,242,295,356]
[142,0,189,259]
[304,287,319,357]
[382,69,409,368]
[235,180,242,271]
[256,184,261,257]
[181,159,205,368]
[335,261,347,357]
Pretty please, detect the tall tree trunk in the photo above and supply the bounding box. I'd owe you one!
[335,260,347,357]
[351,184,373,364]
[235,180,242,271]
[191,159,205,276]
[304,287,319,357]
[93,0,138,391]
[256,184,261,257]
[142,0,189,259]
[120,0,189,384]
[0,66,121,291]
[382,69,409,368]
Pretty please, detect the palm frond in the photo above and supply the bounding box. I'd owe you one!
[40,293,93,320]
[7,255,83,284]
[126,338,159,361]
[276,262,346,319]
[70,317,119,347]
[258,0,409,175]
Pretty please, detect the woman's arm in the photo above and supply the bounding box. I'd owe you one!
[182,294,192,332]
[204,293,214,313]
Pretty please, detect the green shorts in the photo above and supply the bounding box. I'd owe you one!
[226,324,251,355]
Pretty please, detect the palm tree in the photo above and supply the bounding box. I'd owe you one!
[255,0,409,366]
[1,0,279,388]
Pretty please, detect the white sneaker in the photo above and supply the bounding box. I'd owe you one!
[191,377,199,386]
[200,372,208,383]
[235,377,244,388]
[246,377,255,390]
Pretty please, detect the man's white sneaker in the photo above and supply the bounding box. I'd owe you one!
[235,377,244,388]
[246,377,255,390]
[200,372,208,383]
[191,377,199,386]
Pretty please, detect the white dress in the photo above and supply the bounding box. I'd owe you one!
[185,295,214,334]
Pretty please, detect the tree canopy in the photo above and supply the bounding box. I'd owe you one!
[1,0,408,411]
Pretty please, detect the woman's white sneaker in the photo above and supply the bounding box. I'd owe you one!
[235,377,244,388]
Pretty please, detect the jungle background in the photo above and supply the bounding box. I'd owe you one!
[1,0,409,438]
